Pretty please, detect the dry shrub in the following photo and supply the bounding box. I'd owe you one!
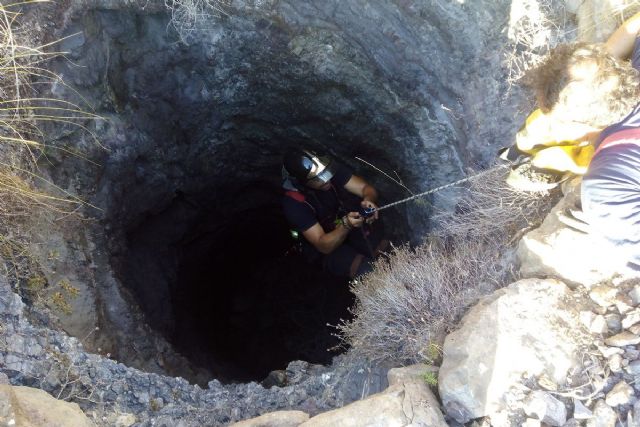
[338,166,559,364]
[165,0,231,44]
[504,0,570,86]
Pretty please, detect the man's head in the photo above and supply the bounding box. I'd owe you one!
[283,148,336,190]
[526,43,640,131]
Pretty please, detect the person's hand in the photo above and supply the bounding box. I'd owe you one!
[345,212,364,229]
[361,199,379,223]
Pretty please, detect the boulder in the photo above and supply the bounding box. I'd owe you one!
[300,364,446,427]
[438,278,580,423]
[0,384,95,427]
[230,411,310,427]
[517,185,631,288]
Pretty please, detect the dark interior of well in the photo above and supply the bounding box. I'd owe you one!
[50,7,433,385]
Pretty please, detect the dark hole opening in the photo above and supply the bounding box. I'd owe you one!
[121,186,354,384]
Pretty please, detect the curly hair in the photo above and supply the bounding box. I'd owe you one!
[525,43,640,128]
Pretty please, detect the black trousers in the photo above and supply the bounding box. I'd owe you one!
[322,219,386,278]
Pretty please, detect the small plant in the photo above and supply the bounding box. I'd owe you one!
[0,1,102,220]
[47,249,60,261]
[26,274,47,293]
[149,398,162,412]
[424,342,442,365]
[58,279,80,298]
[50,279,80,315]
[165,0,231,44]
[422,371,438,388]
[51,291,72,315]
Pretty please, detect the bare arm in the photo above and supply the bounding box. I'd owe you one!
[605,12,640,60]
[344,175,378,202]
[302,213,364,254]
[344,174,380,221]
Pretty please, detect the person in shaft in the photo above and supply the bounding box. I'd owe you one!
[282,148,388,278]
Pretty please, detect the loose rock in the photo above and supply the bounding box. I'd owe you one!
[300,365,447,427]
[580,312,608,334]
[630,400,640,427]
[115,414,137,427]
[524,391,567,426]
[626,360,640,375]
[608,354,623,373]
[605,332,640,347]
[587,400,616,427]
[598,344,624,358]
[605,314,623,334]
[573,398,593,420]
[626,348,640,360]
[605,381,634,407]
[623,309,640,329]
[629,285,640,306]
[590,286,619,308]
[616,295,635,314]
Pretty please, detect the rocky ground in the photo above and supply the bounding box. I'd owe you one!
[436,178,640,426]
[0,271,396,426]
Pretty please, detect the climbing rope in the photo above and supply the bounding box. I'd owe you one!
[372,163,510,213]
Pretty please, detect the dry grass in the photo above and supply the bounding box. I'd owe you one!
[0,1,100,219]
[504,0,640,86]
[338,167,558,364]
[0,1,101,312]
[165,0,231,44]
[504,0,570,86]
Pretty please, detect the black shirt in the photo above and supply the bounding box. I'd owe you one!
[282,163,353,232]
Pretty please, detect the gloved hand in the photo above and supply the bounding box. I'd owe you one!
[360,199,379,223]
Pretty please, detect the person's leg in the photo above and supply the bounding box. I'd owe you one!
[323,243,374,278]
[346,218,388,258]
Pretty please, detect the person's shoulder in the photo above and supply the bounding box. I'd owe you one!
[282,192,313,213]
[332,162,352,186]
[282,192,318,232]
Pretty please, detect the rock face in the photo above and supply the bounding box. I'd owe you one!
[518,178,633,287]
[231,364,446,427]
[438,278,581,423]
[16,0,549,384]
[231,410,310,427]
[0,384,95,427]
[0,274,397,426]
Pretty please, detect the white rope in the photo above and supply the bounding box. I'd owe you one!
[375,164,510,212]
